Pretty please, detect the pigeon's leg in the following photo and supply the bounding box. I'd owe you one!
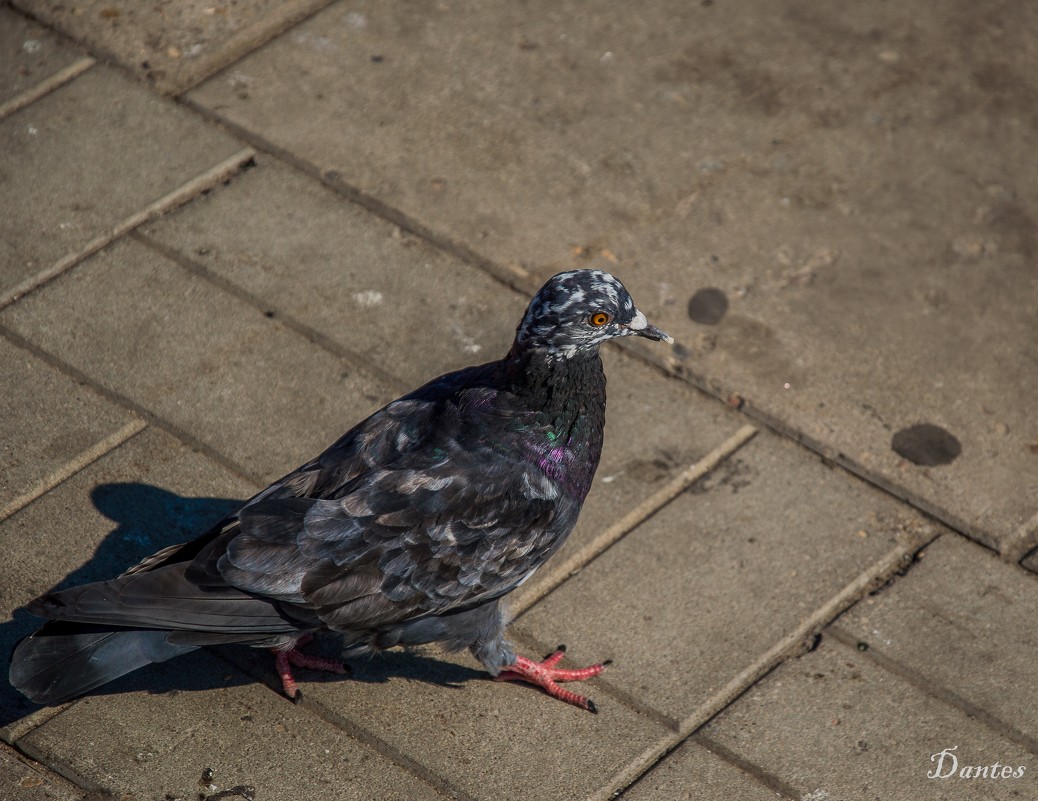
[272,634,347,699]
[495,645,610,713]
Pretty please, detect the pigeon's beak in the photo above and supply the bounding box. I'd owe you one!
[626,309,674,344]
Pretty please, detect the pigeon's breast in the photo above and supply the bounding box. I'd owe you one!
[521,428,601,502]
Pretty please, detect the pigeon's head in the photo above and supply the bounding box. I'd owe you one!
[514,270,672,359]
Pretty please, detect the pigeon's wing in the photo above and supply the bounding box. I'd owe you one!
[248,368,492,504]
[214,388,577,632]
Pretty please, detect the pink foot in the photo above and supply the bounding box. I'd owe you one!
[272,634,347,699]
[495,645,610,713]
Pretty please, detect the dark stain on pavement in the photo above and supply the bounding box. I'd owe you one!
[688,287,729,324]
[892,423,962,466]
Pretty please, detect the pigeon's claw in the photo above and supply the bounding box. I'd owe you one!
[272,635,348,700]
[495,647,609,713]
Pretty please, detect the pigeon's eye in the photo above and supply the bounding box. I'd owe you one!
[588,311,611,327]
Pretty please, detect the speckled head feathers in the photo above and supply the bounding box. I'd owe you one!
[514,270,672,358]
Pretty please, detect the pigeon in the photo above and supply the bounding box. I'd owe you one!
[10,269,671,713]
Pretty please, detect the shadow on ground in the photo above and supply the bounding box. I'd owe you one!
[2,483,239,729]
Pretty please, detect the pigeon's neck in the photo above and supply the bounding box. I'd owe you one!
[507,345,606,498]
[510,344,603,410]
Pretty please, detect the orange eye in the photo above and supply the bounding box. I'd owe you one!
[588,311,611,327]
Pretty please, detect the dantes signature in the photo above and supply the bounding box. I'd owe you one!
[928,747,1026,780]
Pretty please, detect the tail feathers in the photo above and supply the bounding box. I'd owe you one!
[9,622,199,705]
[11,563,319,704]
[27,565,306,635]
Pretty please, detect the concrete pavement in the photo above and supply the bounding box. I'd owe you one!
[2,1,1036,799]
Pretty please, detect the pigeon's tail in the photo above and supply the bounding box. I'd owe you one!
[10,564,314,705]
[9,622,200,705]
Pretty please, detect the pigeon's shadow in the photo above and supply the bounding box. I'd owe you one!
[334,649,485,689]
[2,482,239,729]
[217,641,486,697]
[2,483,486,730]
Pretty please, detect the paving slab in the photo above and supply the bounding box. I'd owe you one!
[17,650,444,801]
[0,64,243,298]
[184,0,918,271]
[182,0,1038,276]
[0,236,393,484]
[618,117,1038,555]
[13,0,334,96]
[0,4,87,107]
[512,428,933,722]
[0,337,133,514]
[620,738,778,801]
[138,155,527,390]
[232,646,669,801]
[183,0,1038,294]
[0,426,255,731]
[1,742,79,801]
[185,0,1038,553]
[701,637,1037,801]
[836,535,1038,743]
